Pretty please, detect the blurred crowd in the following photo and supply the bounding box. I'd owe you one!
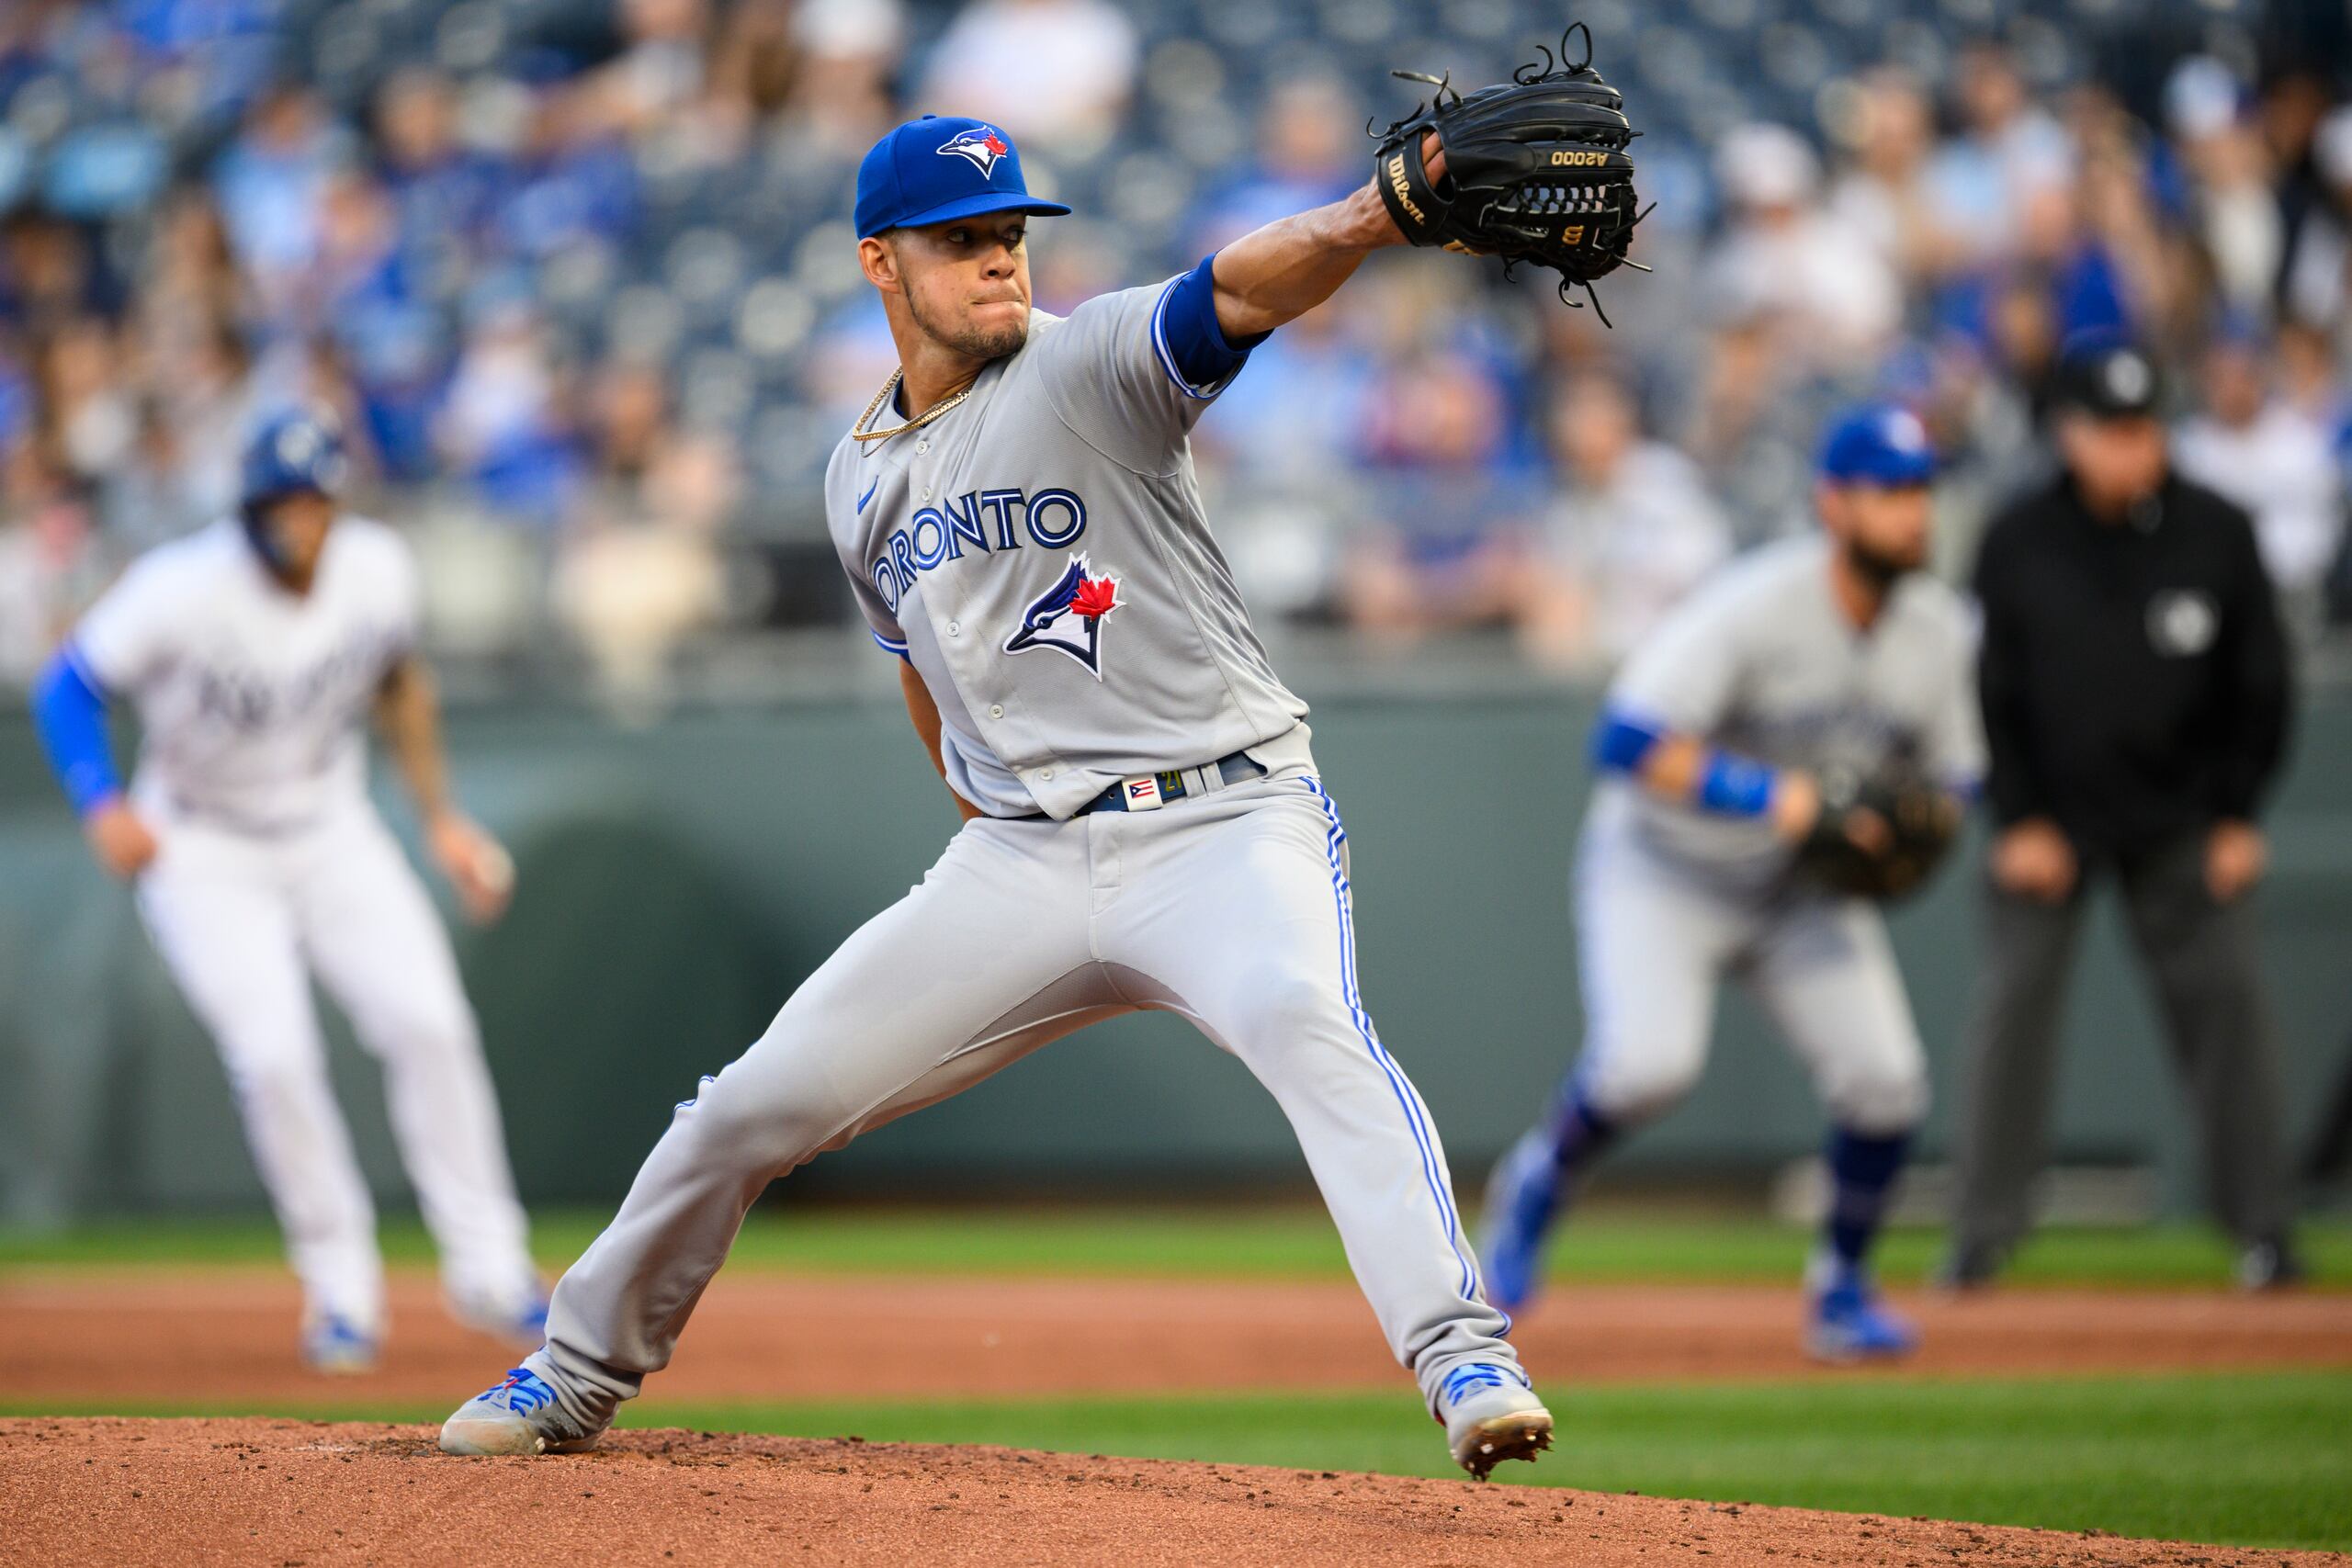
[0,0,2349,703]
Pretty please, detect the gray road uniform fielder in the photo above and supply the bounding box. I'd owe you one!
[1484,485,1983,1357]
[1571,536,1980,1127]
[441,248,1543,1470]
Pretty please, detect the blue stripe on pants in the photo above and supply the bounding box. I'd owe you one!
[1302,777,1480,1303]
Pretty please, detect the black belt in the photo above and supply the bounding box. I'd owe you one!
[1076,751,1264,815]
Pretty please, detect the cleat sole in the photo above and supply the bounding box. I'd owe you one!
[1454,1408,1554,1482]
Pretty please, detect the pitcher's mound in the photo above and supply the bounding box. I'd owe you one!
[0,1417,2339,1566]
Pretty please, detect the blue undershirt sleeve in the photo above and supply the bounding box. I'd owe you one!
[1589,709,1666,774]
[1153,253,1271,398]
[1590,705,1778,820]
[32,647,122,817]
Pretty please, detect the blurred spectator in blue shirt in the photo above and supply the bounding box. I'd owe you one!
[1926,42,2075,274]
[438,293,584,528]
[499,83,640,263]
[1340,324,1541,649]
[311,170,452,483]
[1189,77,1364,255]
[376,69,511,265]
[212,85,354,312]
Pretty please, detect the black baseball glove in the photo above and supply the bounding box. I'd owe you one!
[1370,23,1646,319]
[1792,767,1963,902]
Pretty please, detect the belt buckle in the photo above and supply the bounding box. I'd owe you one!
[1120,775,1166,811]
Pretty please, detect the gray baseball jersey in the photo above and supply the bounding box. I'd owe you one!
[523,269,1521,1441]
[1594,534,1984,891]
[1566,536,1982,1134]
[824,279,1312,819]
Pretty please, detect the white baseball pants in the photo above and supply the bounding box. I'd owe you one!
[134,802,536,1332]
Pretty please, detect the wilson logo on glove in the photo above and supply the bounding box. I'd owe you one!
[1370,22,1652,323]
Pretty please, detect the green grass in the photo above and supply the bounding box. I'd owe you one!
[8,1372,2346,1552]
[3,1206,2347,1289]
[8,1211,2342,1550]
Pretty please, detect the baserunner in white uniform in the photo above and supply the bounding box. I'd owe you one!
[1482,405,1984,1360]
[439,114,1551,1479]
[30,412,545,1371]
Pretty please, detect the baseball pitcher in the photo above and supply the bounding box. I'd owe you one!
[435,66,1655,1474]
[1483,406,1983,1360]
[29,412,546,1371]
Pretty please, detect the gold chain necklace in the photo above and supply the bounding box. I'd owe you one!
[852,369,978,445]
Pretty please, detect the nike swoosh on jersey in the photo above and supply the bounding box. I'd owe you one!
[857,479,879,513]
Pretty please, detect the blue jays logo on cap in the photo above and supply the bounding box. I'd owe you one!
[937,124,1011,175]
[1005,553,1122,678]
[855,115,1073,240]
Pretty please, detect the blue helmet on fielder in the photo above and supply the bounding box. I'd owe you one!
[238,409,351,570]
[1484,403,1984,1360]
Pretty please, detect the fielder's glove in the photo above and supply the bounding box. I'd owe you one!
[1793,767,1963,902]
[1370,23,1647,320]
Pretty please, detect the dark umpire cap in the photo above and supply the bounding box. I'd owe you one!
[2053,336,2163,420]
[854,115,1072,240]
[1817,403,1937,488]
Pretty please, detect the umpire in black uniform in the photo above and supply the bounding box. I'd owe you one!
[1946,338,2301,1289]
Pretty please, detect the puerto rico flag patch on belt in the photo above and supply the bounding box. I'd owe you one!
[1004,554,1122,678]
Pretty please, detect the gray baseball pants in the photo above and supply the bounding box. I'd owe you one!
[526,771,1515,1431]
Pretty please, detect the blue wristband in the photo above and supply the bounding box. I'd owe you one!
[1695,751,1777,819]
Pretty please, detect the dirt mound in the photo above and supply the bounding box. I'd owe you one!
[1,1417,2339,1567]
[4,1269,2348,1408]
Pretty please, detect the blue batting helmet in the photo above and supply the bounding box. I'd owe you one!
[239,409,349,516]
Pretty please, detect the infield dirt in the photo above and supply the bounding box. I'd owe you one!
[6,1268,2349,1405]
[4,1416,2346,1568]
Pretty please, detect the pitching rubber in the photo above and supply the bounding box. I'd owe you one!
[1453,1408,1555,1482]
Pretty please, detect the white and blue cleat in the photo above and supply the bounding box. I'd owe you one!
[1434,1360,1553,1481]
[1479,1128,1563,1314]
[301,1314,379,1375]
[439,1365,605,1456]
[1804,1260,1919,1364]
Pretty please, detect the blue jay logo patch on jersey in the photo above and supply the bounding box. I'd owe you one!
[937,125,1011,176]
[1004,554,1121,678]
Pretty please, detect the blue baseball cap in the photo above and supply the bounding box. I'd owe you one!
[1817,403,1937,488]
[854,115,1071,240]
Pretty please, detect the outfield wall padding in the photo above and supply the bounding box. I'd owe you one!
[3,685,2347,1223]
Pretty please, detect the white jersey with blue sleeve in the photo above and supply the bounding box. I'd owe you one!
[1592,535,1984,889]
[68,516,420,833]
[824,263,1313,819]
